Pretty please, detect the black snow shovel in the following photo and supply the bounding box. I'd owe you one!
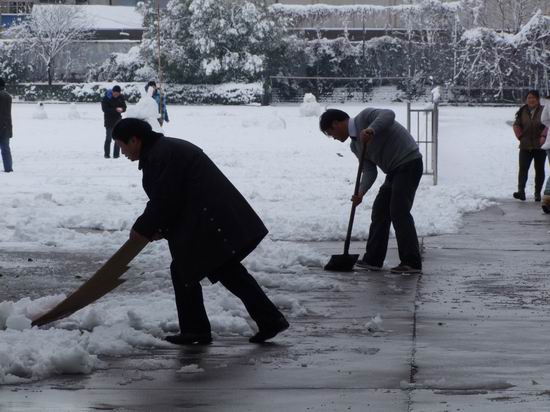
[324,143,366,272]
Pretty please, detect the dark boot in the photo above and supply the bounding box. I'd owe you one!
[513,191,526,201]
[249,317,289,343]
[165,332,213,345]
[535,193,541,202]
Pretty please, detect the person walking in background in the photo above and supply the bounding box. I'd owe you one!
[101,85,126,159]
[512,90,547,202]
[0,78,13,173]
[145,81,169,126]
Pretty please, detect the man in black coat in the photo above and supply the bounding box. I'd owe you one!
[101,85,126,158]
[0,78,13,172]
[112,118,289,345]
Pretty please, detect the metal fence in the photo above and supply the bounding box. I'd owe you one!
[268,76,414,104]
[407,102,439,185]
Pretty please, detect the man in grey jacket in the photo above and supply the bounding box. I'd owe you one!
[320,108,423,274]
[0,78,13,173]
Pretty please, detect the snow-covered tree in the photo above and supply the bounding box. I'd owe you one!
[454,11,550,97]
[0,41,28,83]
[187,0,285,83]
[7,5,91,85]
[87,46,156,82]
[138,0,200,84]
[135,0,291,84]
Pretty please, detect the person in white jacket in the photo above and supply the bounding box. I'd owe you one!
[539,97,550,212]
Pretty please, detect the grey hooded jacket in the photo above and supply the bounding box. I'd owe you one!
[349,108,421,193]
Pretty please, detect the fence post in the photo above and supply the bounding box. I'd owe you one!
[407,102,411,132]
[432,103,439,185]
[261,77,272,106]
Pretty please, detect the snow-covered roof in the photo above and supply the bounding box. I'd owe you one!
[32,5,143,30]
[269,2,462,19]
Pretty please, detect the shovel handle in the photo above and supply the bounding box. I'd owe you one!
[343,143,367,255]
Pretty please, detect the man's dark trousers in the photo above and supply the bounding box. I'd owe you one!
[104,127,120,158]
[518,148,546,194]
[170,260,284,333]
[0,135,12,172]
[365,157,423,269]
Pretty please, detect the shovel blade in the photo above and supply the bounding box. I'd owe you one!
[324,253,359,272]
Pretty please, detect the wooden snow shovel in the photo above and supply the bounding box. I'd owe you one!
[31,237,149,327]
[324,143,367,272]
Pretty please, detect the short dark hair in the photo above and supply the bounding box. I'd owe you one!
[526,90,540,99]
[319,109,350,133]
[112,85,121,93]
[0,78,5,90]
[112,118,155,144]
[145,81,156,92]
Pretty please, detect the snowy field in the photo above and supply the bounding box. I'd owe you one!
[0,102,524,384]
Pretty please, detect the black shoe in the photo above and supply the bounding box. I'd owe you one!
[104,155,110,159]
[513,191,526,201]
[355,259,383,271]
[390,264,422,275]
[165,332,212,345]
[113,156,119,159]
[249,317,289,343]
[535,193,541,202]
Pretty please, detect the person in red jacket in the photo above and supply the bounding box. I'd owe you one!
[512,90,548,201]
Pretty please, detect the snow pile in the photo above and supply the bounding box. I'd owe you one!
[299,93,322,117]
[267,112,287,130]
[32,103,48,119]
[400,378,515,390]
[366,314,385,334]
[0,295,66,331]
[177,364,204,374]
[0,328,99,385]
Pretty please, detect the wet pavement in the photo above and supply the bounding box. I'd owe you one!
[2,199,550,411]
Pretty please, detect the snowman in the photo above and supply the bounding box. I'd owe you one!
[67,103,80,119]
[124,86,164,133]
[32,102,48,119]
[299,93,322,117]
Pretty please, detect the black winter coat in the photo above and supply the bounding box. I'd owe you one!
[0,90,12,139]
[101,91,127,128]
[133,134,268,282]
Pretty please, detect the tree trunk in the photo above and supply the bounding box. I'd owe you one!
[47,61,53,86]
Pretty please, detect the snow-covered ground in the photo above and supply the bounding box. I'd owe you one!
[0,102,523,384]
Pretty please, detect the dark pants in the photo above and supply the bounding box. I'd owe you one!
[170,260,284,334]
[518,149,546,194]
[0,136,13,172]
[364,157,423,269]
[104,127,120,158]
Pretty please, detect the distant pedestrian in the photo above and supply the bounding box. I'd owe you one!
[101,85,126,158]
[0,78,13,173]
[145,81,169,126]
[512,90,547,202]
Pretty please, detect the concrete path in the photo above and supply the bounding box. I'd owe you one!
[2,199,550,411]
